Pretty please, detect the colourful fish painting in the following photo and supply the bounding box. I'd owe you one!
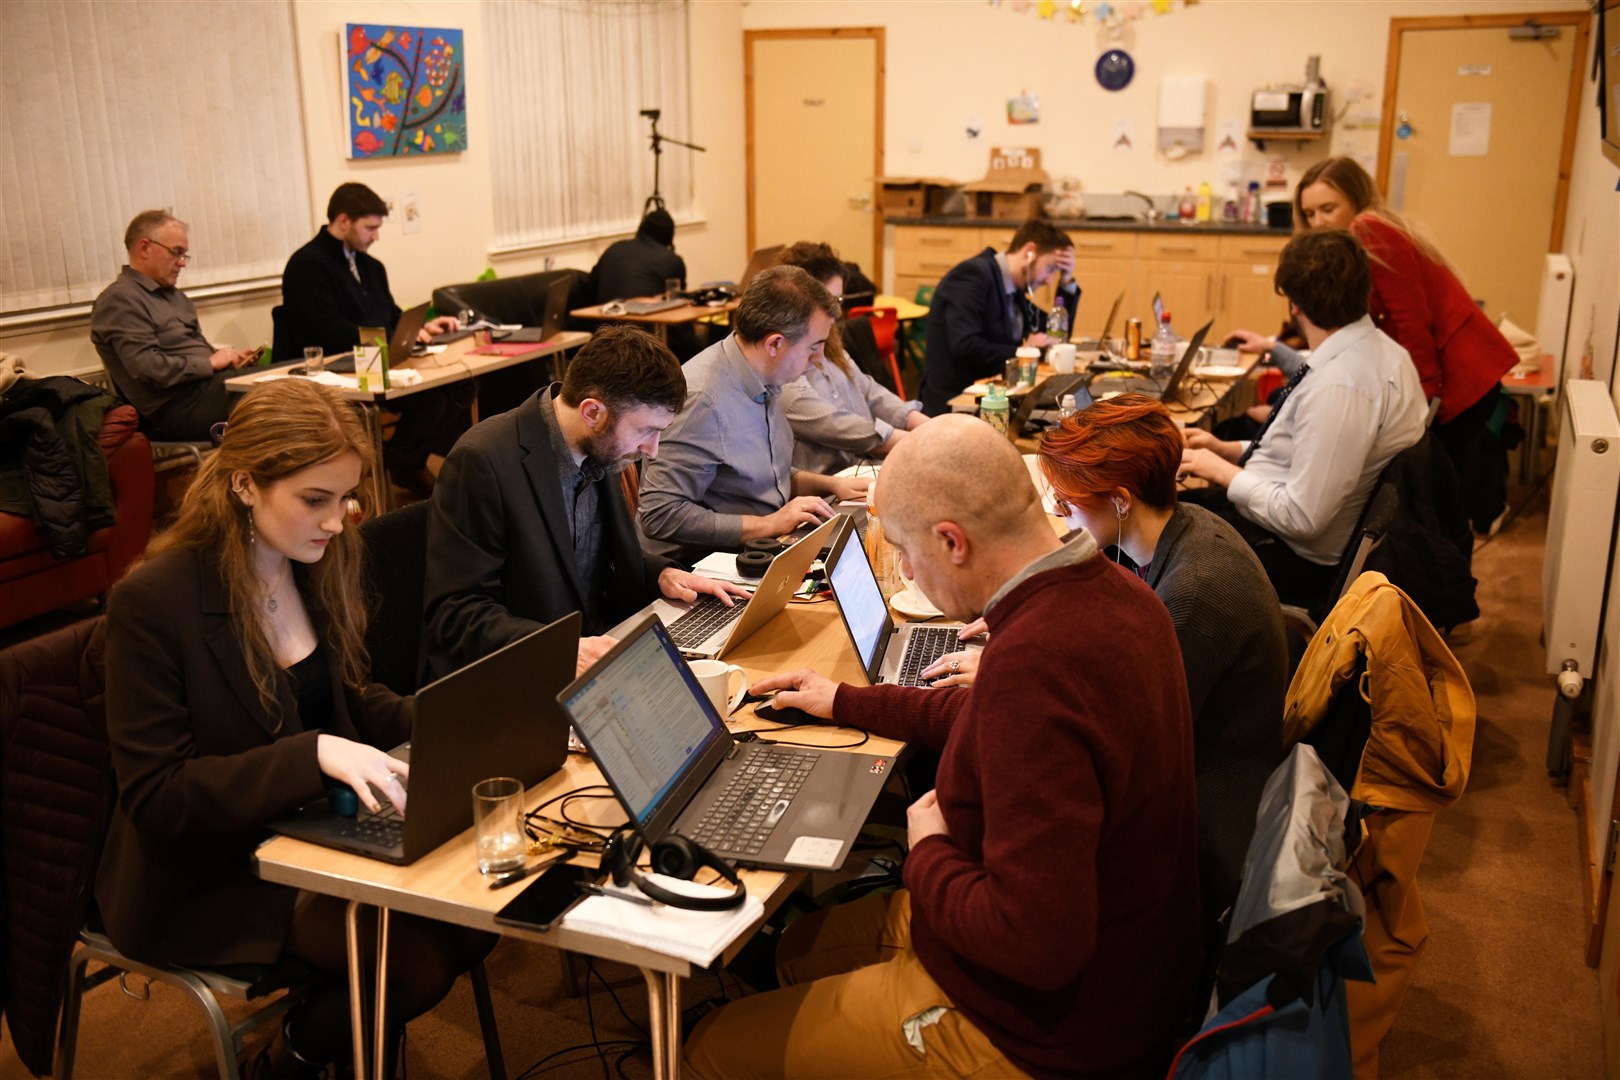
[343,23,467,158]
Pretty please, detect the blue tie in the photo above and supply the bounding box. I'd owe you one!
[1239,364,1310,466]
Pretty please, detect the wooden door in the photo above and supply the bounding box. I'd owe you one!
[746,29,884,280]
[1379,13,1589,324]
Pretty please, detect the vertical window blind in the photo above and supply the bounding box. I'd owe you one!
[484,0,693,253]
[0,0,312,314]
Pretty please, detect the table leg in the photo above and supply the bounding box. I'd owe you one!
[640,967,684,1080]
[357,403,393,513]
[345,900,368,1080]
[373,906,392,1080]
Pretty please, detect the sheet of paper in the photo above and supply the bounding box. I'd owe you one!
[1448,103,1491,157]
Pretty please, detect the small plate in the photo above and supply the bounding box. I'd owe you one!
[1196,365,1247,379]
[890,588,944,620]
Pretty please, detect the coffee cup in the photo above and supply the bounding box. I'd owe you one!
[893,553,941,615]
[1049,342,1078,375]
[689,659,746,715]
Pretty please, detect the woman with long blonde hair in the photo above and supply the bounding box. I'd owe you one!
[1231,156,1517,532]
[97,379,491,1075]
[777,241,927,473]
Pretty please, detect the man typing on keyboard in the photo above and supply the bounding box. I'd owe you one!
[685,414,1202,1079]
[422,326,747,681]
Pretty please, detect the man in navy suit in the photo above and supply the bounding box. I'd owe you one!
[918,220,1077,416]
[276,182,472,497]
[421,325,747,682]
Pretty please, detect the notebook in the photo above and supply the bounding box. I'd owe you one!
[268,613,582,865]
[558,614,893,871]
[1093,318,1215,406]
[494,276,573,344]
[822,518,983,688]
[606,517,836,659]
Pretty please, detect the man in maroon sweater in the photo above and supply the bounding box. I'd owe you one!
[683,415,1202,1079]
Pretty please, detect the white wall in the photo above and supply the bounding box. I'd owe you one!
[3,0,747,377]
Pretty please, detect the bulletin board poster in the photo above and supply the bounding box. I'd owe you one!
[343,24,466,158]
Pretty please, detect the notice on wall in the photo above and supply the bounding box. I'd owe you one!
[1448,103,1492,157]
[1216,118,1243,154]
[1112,117,1136,152]
[398,191,422,234]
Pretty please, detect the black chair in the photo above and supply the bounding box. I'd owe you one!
[1280,482,1400,651]
[360,499,432,696]
[433,271,591,418]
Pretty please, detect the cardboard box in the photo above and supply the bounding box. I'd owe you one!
[877,176,961,216]
[962,147,1049,222]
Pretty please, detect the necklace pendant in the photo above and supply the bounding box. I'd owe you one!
[268,596,279,613]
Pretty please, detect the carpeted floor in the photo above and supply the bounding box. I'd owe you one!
[1,498,1606,1079]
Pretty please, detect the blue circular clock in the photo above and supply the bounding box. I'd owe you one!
[1095,49,1135,92]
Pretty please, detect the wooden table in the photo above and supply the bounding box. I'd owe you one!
[1501,358,1559,485]
[570,298,740,345]
[254,601,898,1080]
[225,332,589,511]
[872,293,929,322]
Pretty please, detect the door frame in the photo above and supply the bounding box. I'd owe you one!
[1376,11,1592,254]
[744,27,886,283]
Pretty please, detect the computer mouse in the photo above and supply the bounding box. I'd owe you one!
[326,782,360,818]
[753,701,822,727]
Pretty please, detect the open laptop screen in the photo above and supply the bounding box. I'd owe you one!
[828,530,889,670]
[562,624,723,826]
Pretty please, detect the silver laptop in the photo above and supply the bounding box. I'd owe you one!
[269,613,581,864]
[559,614,893,871]
[608,516,836,659]
[823,518,983,687]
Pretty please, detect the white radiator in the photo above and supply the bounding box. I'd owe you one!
[1536,254,1575,382]
[1544,380,1620,685]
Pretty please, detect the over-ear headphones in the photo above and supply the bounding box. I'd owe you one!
[600,828,746,911]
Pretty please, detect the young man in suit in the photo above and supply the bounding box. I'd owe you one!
[421,325,747,682]
[276,182,471,497]
[917,219,1078,416]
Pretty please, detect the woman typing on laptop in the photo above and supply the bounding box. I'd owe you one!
[97,380,491,1075]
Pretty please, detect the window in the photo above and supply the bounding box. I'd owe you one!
[485,0,693,253]
[0,1,312,315]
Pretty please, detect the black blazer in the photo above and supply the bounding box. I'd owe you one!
[275,229,402,361]
[421,389,669,682]
[96,547,411,967]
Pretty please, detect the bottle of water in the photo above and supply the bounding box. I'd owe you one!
[1058,393,1080,421]
[1150,314,1177,380]
[1047,296,1069,342]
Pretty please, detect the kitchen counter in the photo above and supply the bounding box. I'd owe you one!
[886,214,1288,236]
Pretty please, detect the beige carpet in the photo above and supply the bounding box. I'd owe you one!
[1,500,1606,1079]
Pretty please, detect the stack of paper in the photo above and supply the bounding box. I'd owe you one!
[693,552,751,585]
[559,873,765,966]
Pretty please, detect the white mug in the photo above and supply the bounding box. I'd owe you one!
[1048,342,1078,375]
[689,659,746,715]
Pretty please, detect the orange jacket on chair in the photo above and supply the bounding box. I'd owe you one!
[1283,571,1476,1079]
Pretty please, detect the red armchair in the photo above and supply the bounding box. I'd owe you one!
[0,405,154,630]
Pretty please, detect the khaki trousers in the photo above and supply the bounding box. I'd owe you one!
[682,891,1029,1079]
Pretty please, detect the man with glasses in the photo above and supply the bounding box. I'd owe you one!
[90,210,257,441]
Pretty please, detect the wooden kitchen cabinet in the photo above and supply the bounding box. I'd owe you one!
[1216,234,1290,337]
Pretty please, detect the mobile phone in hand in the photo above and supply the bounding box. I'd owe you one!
[493,863,597,932]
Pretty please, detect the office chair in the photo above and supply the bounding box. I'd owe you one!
[360,499,433,696]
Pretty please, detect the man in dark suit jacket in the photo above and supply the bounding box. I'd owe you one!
[276,182,472,497]
[918,220,1078,416]
[422,325,748,682]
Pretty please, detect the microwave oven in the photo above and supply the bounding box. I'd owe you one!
[1251,87,1328,132]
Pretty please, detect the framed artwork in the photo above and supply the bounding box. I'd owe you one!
[343,24,466,158]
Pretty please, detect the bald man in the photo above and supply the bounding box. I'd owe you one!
[683,416,1203,1079]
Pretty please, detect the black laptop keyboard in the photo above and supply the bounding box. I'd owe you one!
[333,801,405,848]
[689,747,819,856]
[666,596,748,650]
[897,626,961,687]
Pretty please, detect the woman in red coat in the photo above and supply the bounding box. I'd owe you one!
[1233,157,1517,532]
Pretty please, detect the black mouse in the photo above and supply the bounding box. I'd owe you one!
[753,701,823,727]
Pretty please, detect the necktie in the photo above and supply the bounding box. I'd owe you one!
[346,251,361,284]
[1238,363,1310,466]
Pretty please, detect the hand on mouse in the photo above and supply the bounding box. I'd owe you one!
[316,734,409,814]
[747,669,838,721]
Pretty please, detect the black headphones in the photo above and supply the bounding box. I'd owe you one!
[600,828,746,911]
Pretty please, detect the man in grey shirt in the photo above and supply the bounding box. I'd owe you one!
[90,211,258,440]
[638,266,872,564]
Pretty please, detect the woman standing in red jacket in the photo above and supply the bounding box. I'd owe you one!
[1232,157,1517,533]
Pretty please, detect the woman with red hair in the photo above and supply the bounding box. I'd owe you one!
[925,394,1286,938]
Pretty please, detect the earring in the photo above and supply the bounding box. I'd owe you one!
[1114,501,1124,564]
[245,505,255,547]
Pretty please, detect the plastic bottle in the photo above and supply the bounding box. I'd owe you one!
[979,386,1011,437]
[1047,296,1069,342]
[1058,393,1080,421]
[1150,313,1177,380]
[1178,186,1196,222]
[1243,182,1261,225]
[1196,181,1213,223]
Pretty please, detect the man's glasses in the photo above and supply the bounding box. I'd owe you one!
[144,238,192,263]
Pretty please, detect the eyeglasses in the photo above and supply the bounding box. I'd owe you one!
[144,238,192,263]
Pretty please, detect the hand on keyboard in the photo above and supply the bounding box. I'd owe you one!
[316,734,409,814]
[659,567,752,605]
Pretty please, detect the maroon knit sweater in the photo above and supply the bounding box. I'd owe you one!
[835,556,1201,1078]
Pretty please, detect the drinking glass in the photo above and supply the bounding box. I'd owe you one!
[302,346,324,374]
[471,777,526,874]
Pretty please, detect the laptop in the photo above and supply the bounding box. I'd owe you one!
[1092,318,1215,406]
[328,303,430,374]
[496,276,574,344]
[268,613,582,865]
[559,614,893,870]
[1077,292,1124,355]
[606,517,838,660]
[1013,374,1092,435]
[822,517,983,687]
[738,245,785,290]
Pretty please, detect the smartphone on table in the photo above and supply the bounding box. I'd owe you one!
[493,863,597,932]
